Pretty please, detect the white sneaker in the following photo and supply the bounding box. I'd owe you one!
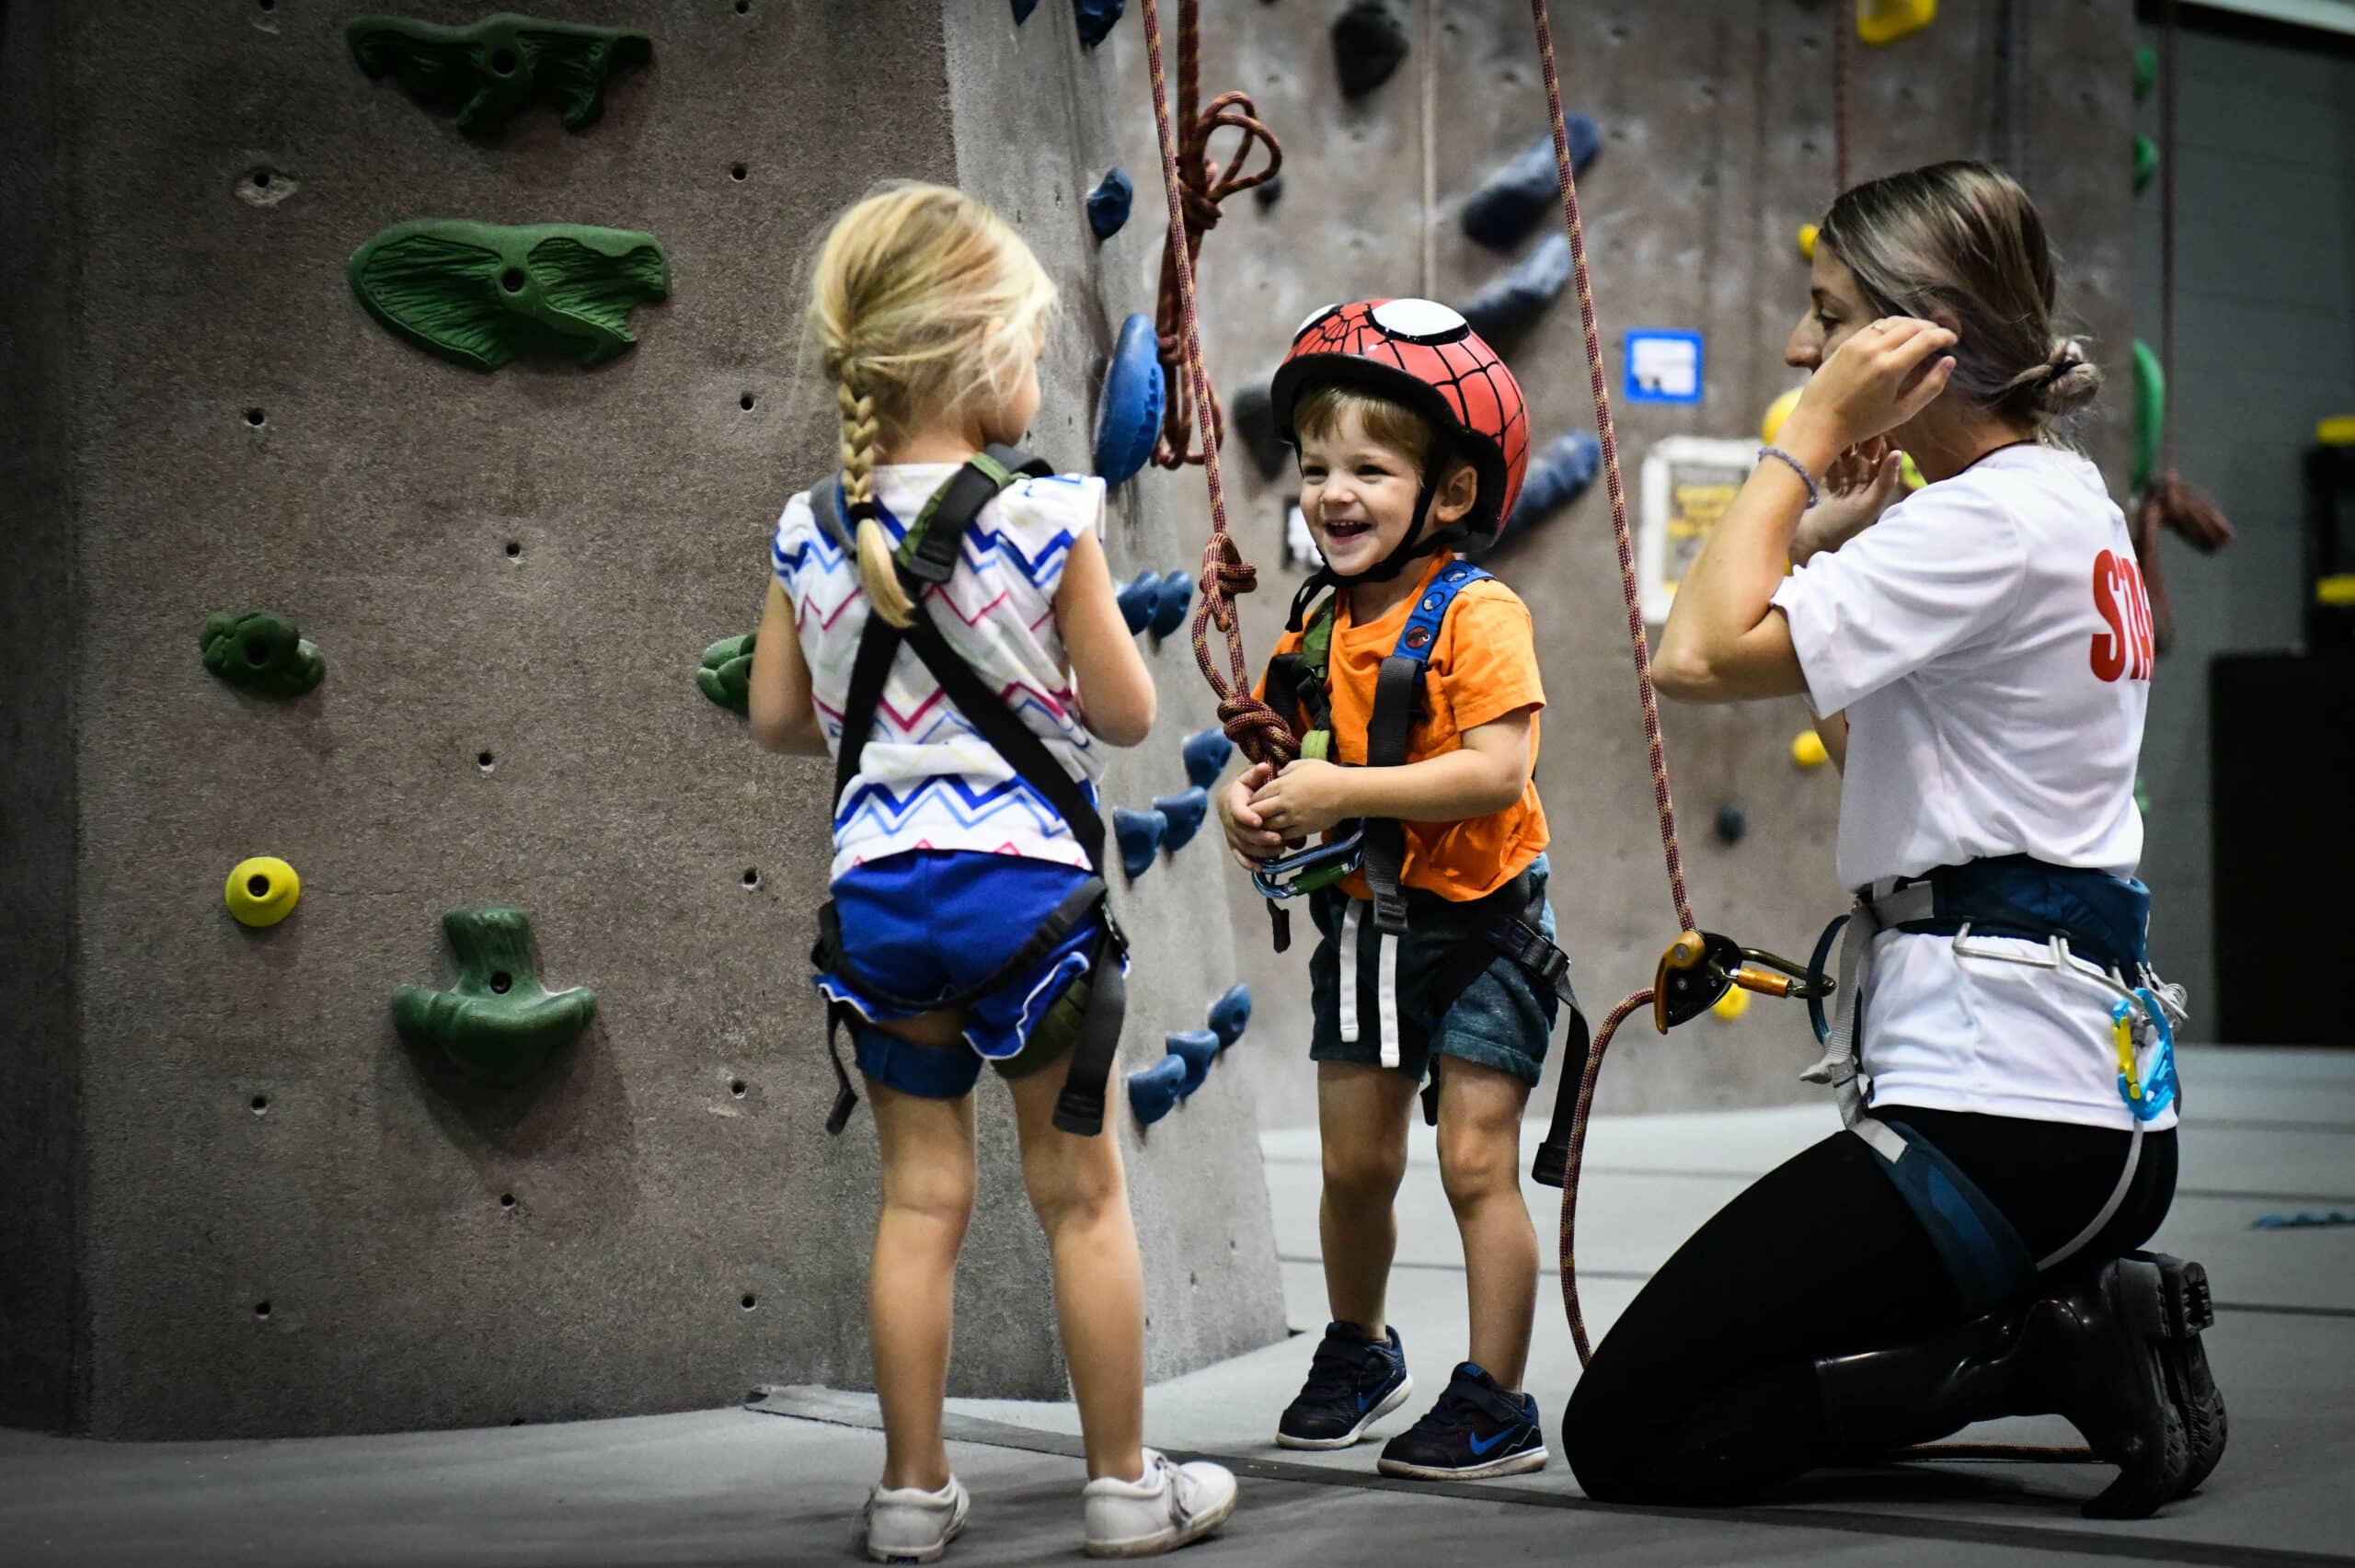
[859,1475,969,1564]
[1082,1449,1237,1558]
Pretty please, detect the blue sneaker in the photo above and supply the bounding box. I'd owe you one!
[1276,1322,1413,1449]
[1376,1362,1548,1480]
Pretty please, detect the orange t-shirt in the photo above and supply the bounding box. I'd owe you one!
[1257,553,1549,902]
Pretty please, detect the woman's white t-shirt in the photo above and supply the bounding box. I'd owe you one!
[771,464,1108,884]
[1770,444,2172,1131]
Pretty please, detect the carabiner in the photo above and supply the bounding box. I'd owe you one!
[1652,929,1837,1033]
[1251,825,1365,902]
[2109,987,2179,1123]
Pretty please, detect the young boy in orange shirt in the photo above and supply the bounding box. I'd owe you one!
[1218,299,1578,1480]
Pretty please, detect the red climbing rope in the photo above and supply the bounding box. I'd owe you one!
[1150,0,1282,472]
[1528,0,1697,1366]
[1140,0,1299,770]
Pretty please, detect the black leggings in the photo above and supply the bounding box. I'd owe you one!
[1563,1105,2177,1505]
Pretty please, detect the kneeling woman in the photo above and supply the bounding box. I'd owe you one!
[1565,161,2223,1517]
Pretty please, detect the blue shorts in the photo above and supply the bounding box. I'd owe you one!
[816,849,1110,1100]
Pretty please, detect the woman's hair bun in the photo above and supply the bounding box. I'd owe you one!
[2036,337,2101,417]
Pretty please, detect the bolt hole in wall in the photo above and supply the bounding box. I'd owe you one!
[729,163,747,182]
[477,751,496,771]
[250,167,272,190]
[254,1301,270,1319]
[500,1193,516,1208]
[739,392,756,412]
[741,867,760,887]
[741,1294,757,1310]
[245,407,265,427]
[729,1079,747,1097]
[250,1094,269,1115]
[504,541,522,559]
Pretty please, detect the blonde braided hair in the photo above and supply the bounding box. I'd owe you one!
[804,182,1057,629]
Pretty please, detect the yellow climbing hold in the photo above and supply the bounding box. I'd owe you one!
[225,856,301,927]
[1857,0,1935,47]
[1798,223,1819,261]
[1901,451,1925,490]
[1712,986,1752,1023]
[1792,729,1830,770]
[2317,415,2355,446]
[1762,386,1804,446]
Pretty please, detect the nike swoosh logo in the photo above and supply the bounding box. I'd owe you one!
[1467,1427,1517,1457]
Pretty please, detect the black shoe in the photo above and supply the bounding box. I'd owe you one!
[2136,1251,2227,1497]
[1376,1362,1547,1480]
[2027,1256,2192,1518]
[1276,1322,1413,1450]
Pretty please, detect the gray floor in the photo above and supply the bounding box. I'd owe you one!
[5,1047,2349,1566]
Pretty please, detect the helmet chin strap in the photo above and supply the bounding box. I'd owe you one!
[1285,440,1465,630]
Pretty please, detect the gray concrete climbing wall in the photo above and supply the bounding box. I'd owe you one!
[0,0,1281,1441]
[1095,0,2141,1126]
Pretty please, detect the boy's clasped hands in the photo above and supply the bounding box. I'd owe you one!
[1219,759,1354,870]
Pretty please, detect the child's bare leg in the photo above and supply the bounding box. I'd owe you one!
[1008,1063,1146,1482]
[1316,1061,1419,1336]
[866,1020,979,1493]
[1435,1059,1537,1389]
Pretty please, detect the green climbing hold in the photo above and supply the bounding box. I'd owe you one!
[348,13,651,134]
[350,219,668,371]
[2133,132,2158,195]
[2133,338,2165,495]
[697,633,756,714]
[2133,42,2157,102]
[201,611,326,697]
[393,906,596,1087]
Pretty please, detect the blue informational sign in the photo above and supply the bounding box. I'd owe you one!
[1624,329,1705,404]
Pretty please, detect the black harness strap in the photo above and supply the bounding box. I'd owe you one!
[1360,652,1426,934]
[810,461,1126,1137]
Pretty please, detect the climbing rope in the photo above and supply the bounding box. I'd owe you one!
[1140,0,1299,770]
[1149,0,1282,473]
[1526,0,1698,1367]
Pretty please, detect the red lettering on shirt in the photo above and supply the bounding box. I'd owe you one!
[2090,549,2154,683]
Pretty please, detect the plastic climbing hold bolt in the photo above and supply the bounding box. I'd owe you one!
[1792,729,1830,770]
[2132,338,2165,495]
[1128,1054,1188,1126]
[1208,982,1251,1049]
[1797,223,1819,261]
[1183,728,1235,792]
[1086,167,1133,242]
[1495,429,1600,549]
[1116,571,1163,635]
[1331,0,1409,98]
[1166,1029,1220,1095]
[1150,571,1193,639]
[350,219,667,371]
[1113,807,1166,882]
[1761,386,1804,447]
[2133,133,2158,195]
[1095,313,1165,486]
[1856,0,1936,47]
[201,611,326,697]
[392,906,596,1087]
[1153,786,1210,853]
[1714,803,1748,845]
[1457,233,1571,341]
[696,633,756,714]
[347,13,651,134]
[1462,121,1602,251]
[225,856,302,928]
[1074,0,1123,49]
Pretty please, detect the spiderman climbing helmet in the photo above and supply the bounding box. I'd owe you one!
[1269,298,1531,589]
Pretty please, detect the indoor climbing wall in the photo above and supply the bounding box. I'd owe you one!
[0,0,1282,1440]
[1095,0,2140,1124]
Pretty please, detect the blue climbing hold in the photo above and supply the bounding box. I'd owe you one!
[1086,167,1132,242]
[1114,806,1166,881]
[1012,0,1039,22]
[1116,570,1162,635]
[1128,1053,1189,1126]
[1154,786,1210,853]
[1462,120,1602,251]
[1095,313,1165,486]
[1458,232,1572,341]
[1208,983,1251,1050]
[1150,571,1193,638]
[1182,727,1234,791]
[1715,802,1749,845]
[1166,1029,1220,1095]
[1075,0,1124,49]
[2252,1211,2355,1230]
[1489,429,1600,550]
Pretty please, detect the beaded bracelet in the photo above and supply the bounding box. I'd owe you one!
[1758,446,1820,509]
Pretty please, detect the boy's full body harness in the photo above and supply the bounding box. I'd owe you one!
[1253,300,1586,1118]
[807,448,1128,1139]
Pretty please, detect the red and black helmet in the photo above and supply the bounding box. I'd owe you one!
[1268,298,1531,550]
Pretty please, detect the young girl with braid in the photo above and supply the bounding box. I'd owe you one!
[746,183,1238,1561]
